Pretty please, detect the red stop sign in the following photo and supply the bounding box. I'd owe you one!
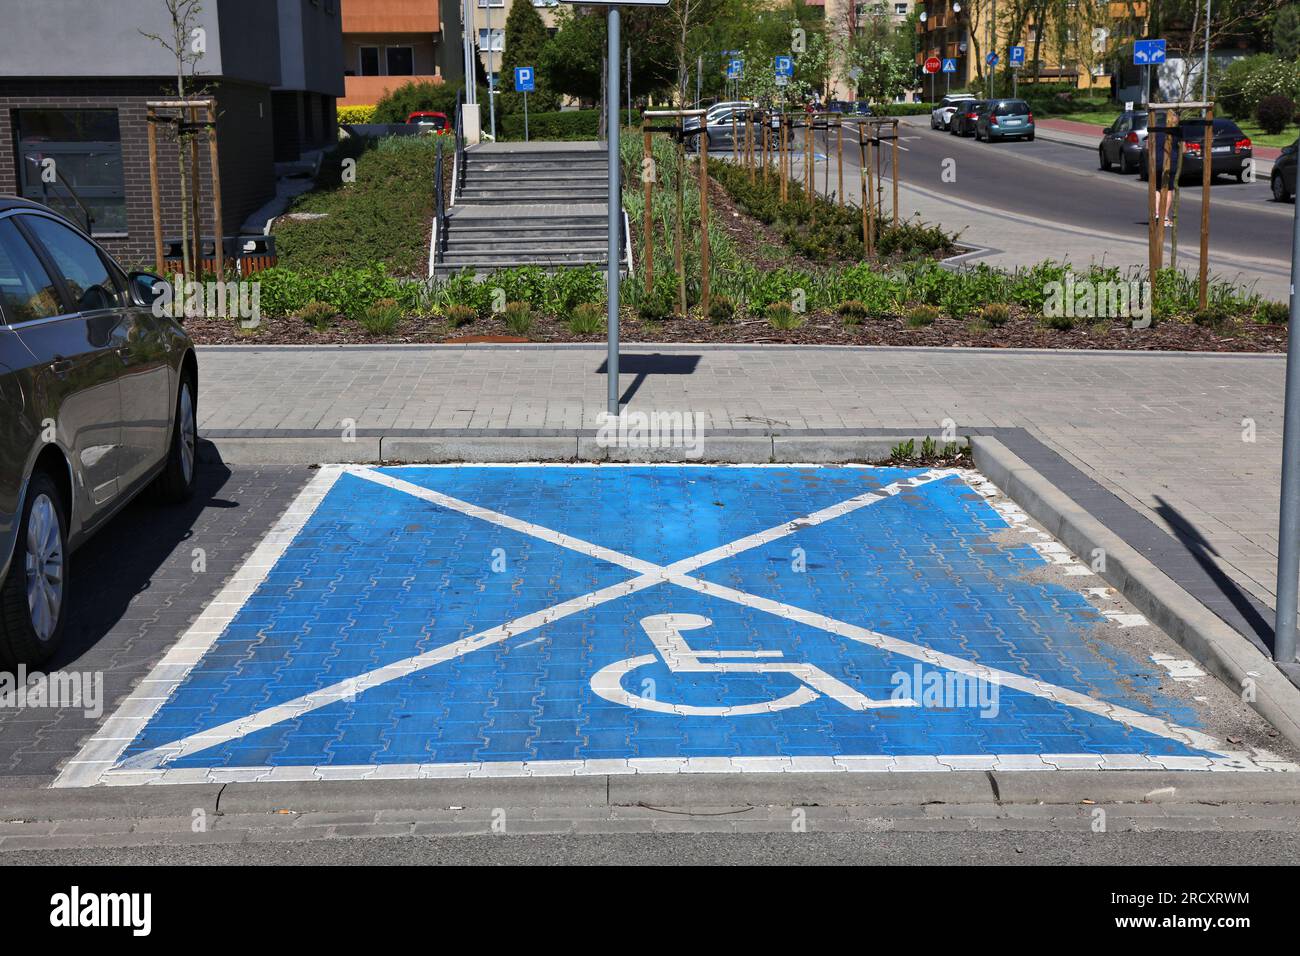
[924,56,941,74]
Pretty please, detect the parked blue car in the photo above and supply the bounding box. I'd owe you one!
[975,99,1035,142]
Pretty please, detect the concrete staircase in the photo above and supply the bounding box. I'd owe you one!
[434,141,625,276]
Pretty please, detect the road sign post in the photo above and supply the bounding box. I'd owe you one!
[1134,39,1167,106]
[924,56,940,104]
[942,57,956,95]
[1276,184,1300,667]
[1009,47,1025,98]
[514,67,535,142]
[562,1,670,415]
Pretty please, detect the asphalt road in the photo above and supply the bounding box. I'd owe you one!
[800,118,1293,283]
[7,830,1300,865]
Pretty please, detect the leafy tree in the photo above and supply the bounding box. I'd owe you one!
[1275,3,1300,60]
[500,0,559,113]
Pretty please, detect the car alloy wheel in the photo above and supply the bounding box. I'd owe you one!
[179,382,196,486]
[24,493,63,643]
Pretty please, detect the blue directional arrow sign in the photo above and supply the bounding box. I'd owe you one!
[514,66,535,93]
[1009,46,1026,67]
[1134,38,1166,64]
[774,55,794,77]
[942,58,957,73]
[727,58,744,79]
[986,52,999,66]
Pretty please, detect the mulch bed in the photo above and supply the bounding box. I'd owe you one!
[187,309,1286,352]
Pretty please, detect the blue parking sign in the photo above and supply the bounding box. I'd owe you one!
[1134,39,1166,65]
[1009,46,1025,66]
[727,58,743,79]
[514,66,535,93]
[941,58,957,73]
[774,55,793,77]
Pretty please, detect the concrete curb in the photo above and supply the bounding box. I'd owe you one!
[971,435,1300,753]
[6,771,1300,823]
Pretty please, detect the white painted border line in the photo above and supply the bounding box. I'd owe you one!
[59,463,1284,787]
[94,750,1289,787]
[53,466,347,789]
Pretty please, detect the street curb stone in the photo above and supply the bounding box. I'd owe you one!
[971,435,1300,754]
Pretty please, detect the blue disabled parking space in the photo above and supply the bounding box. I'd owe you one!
[96,464,1233,780]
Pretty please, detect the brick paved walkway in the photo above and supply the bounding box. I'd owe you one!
[196,344,1287,614]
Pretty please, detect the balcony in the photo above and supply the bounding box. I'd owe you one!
[343,74,443,107]
[343,0,442,34]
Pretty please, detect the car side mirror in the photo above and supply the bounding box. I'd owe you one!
[128,271,168,310]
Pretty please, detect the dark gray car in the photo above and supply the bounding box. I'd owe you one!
[1098,110,1148,173]
[0,197,197,668]
[1272,139,1297,201]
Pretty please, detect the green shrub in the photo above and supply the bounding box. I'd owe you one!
[1040,311,1075,331]
[503,300,534,334]
[1256,300,1290,324]
[905,304,940,327]
[979,302,1011,326]
[256,267,316,318]
[373,81,473,124]
[299,300,337,330]
[766,303,806,330]
[1218,54,1277,119]
[837,300,870,325]
[568,302,606,335]
[360,298,403,335]
[446,304,477,327]
[499,109,638,141]
[1257,94,1297,135]
[638,286,675,322]
[707,295,736,324]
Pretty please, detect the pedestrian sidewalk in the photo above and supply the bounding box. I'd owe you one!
[197,343,1290,623]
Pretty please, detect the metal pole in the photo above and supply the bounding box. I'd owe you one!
[696,55,702,109]
[1275,189,1300,665]
[1199,105,1212,309]
[606,7,621,416]
[487,3,496,140]
[463,0,476,105]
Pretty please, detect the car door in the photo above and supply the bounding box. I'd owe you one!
[21,214,172,497]
[1105,116,1128,163]
[0,213,123,531]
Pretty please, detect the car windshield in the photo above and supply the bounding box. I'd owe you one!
[993,101,1030,116]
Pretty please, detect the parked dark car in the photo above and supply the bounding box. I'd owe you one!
[1097,110,1149,173]
[1272,139,1297,201]
[975,99,1034,141]
[1139,118,1253,183]
[0,197,197,668]
[950,100,989,137]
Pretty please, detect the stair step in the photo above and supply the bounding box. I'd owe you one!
[459,195,608,205]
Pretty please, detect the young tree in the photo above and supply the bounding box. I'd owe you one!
[500,0,559,113]
[1275,3,1300,60]
[140,0,207,280]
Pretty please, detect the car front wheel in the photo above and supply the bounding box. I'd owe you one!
[153,374,197,503]
[0,472,68,668]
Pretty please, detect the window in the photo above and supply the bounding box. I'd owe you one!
[22,215,123,313]
[533,0,558,5]
[478,29,504,53]
[0,218,62,324]
[15,109,126,236]
[894,3,908,13]
[359,46,380,76]
[386,46,414,76]
[478,0,504,6]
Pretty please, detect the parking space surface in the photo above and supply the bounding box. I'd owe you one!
[58,464,1292,786]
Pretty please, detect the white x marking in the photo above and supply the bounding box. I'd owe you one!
[60,463,1227,785]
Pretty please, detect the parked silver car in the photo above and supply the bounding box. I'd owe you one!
[0,197,197,667]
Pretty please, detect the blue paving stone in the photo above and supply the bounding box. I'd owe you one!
[120,466,1217,772]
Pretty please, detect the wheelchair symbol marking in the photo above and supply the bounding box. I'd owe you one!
[590,614,918,716]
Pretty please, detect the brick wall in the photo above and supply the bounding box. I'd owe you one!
[0,77,276,267]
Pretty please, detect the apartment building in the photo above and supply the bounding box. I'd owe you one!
[0,0,343,264]
[340,0,466,106]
